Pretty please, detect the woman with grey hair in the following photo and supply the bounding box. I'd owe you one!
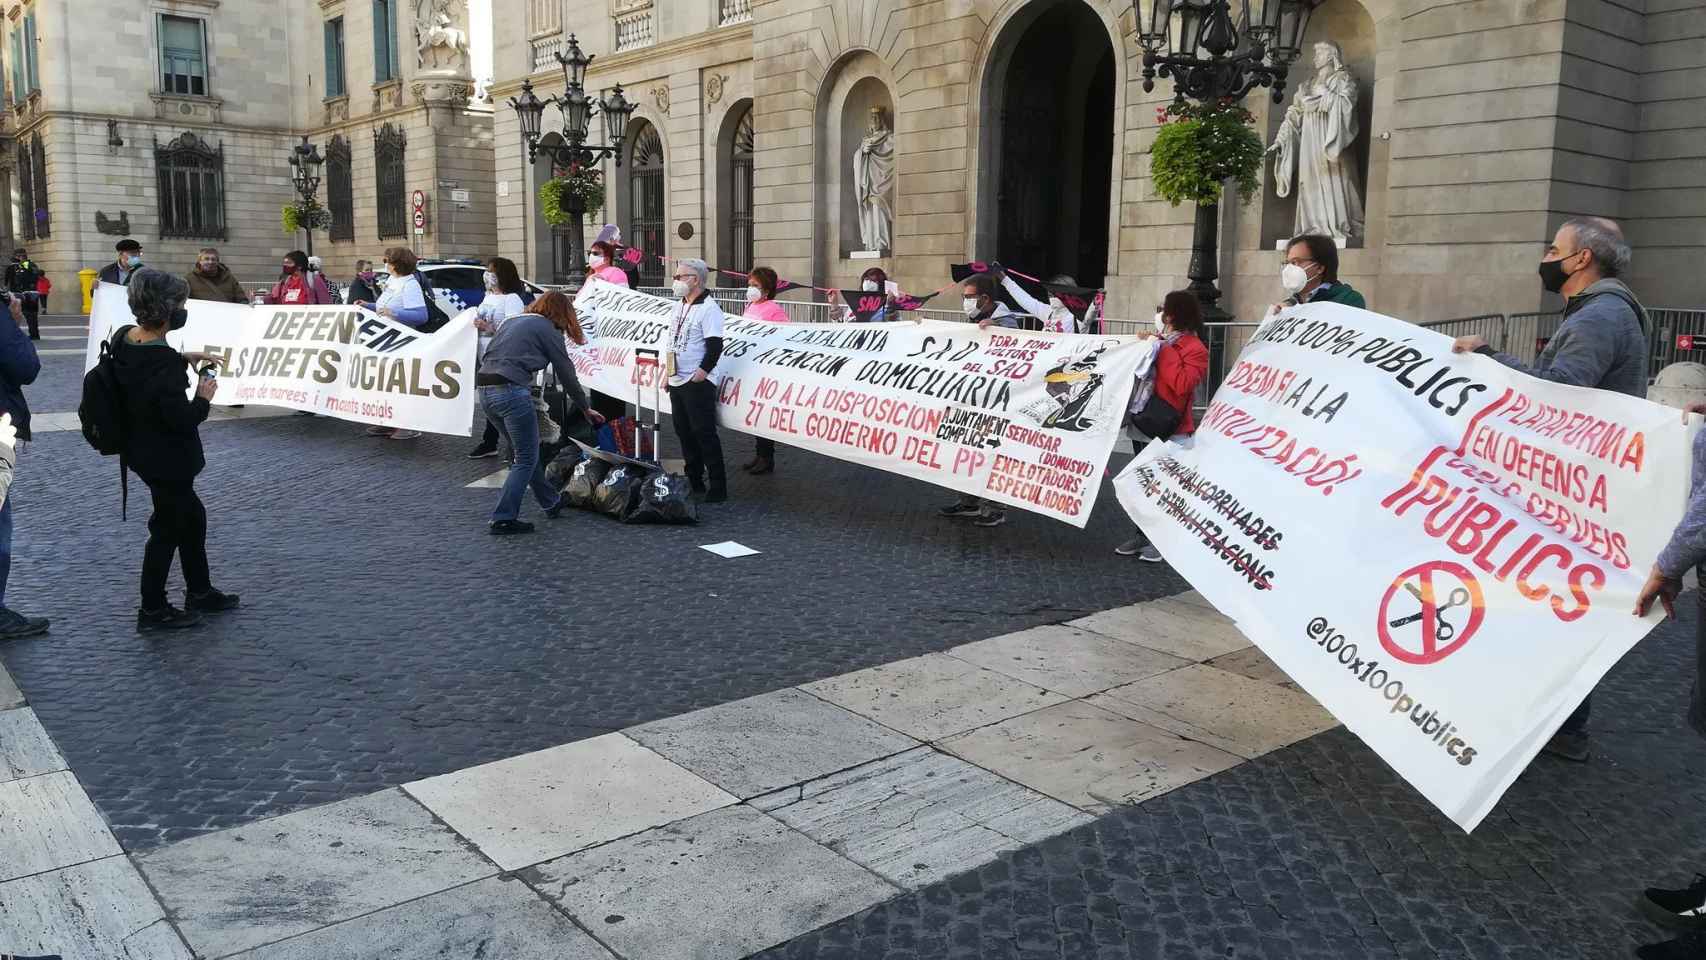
[110,268,239,630]
[668,258,728,502]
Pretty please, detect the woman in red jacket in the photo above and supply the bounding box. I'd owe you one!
[1117,290,1209,560]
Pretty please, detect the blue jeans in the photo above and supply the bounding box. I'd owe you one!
[0,492,12,609]
[480,384,559,523]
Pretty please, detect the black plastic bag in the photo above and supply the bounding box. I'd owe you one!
[563,458,610,509]
[543,451,582,491]
[623,473,699,525]
[592,463,651,518]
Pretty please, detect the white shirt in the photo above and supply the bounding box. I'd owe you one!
[1000,274,1076,334]
[374,272,426,317]
[669,297,724,387]
[476,291,528,358]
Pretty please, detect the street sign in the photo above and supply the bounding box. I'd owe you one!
[412,210,426,229]
[1679,334,1695,351]
[450,189,470,203]
[411,189,426,210]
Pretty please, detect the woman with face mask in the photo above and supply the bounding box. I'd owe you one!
[108,269,240,630]
[355,248,431,439]
[345,260,380,305]
[467,257,533,460]
[740,267,790,476]
[585,241,632,287]
[263,250,333,306]
[828,267,902,323]
[994,268,1084,334]
[1115,290,1210,561]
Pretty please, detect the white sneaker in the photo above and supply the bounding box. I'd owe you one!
[1138,545,1163,562]
[365,425,394,437]
[389,429,422,440]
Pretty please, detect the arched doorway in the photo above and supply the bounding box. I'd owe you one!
[718,102,755,274]
[981,0,1114,287]
[624,120,666,287]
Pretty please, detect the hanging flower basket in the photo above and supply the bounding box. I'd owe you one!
[281,198,332,234]
[539,166,605,226]
[1148,99,1265,207]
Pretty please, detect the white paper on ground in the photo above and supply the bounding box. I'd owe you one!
[700,541,760,558]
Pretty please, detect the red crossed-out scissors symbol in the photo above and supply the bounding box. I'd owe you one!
[1376,561,1486,665]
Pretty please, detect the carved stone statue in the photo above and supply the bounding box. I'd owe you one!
[415,0,470,73]
[1268,40,1364,244]
[852,106,894,252]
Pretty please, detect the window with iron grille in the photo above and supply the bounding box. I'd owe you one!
[327,135,354,241]
[155,132,226,240]
[14,141,32,242]
[159,15,207,96]
[626,121,665,287]
[29,136,47,238]
[727,107,754,274]
[374,123,407,239]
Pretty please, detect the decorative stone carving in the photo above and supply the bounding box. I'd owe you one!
[95,211,131,236]
[148,92,223,124]
[852,106,894,253]
[1267,40,1364,244]
[704,72,728,112]
[414,0,470,73]
[412,78,472,107]
[323,96,349,125]
[650,84,670,116]
[371,79,405,114]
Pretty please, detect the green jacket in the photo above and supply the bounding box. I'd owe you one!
[1307,281,1365,309]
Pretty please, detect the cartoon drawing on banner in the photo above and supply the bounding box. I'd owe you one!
[1030,341,1117,432]
[1377,561,1487,666]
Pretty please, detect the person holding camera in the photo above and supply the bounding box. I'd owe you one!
[110,269,238,630]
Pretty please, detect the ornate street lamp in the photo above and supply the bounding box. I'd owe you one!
[287,135,325,256]
[1133,0,1318,320]
[509,34,637,283]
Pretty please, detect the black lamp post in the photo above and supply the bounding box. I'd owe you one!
[1133,0,1317,320]
[509,34,636,285]
[287,135,325,257]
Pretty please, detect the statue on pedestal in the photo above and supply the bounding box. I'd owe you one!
[852,106,894,252]
[1268,41,1364,244]
[414,0,470,74]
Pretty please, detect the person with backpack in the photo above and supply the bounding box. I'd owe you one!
[467,257,533,460]
[352,247,435,439]
[262,250,333,306]
[0,292,44,642]
[107,269,239,631]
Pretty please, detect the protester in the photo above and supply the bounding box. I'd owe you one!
[740,266,790,476]
[0,294,43,642]
[996,268,1080,334]
[110,269,239,630]
[476,291,603,534]
[668,259,728,502]
[353,248,429,439]
[1276,234,1366,310]
[586,240,632,287]
[184,248,248,303]
[97,239,144,286]
[937,273,1026,527]
[467,257,531,460]
[1453,216,1646,763]
[829,267,902,322]
[1115,290,1210,560]
[33,272,49,317]
[4,249,41,339]
[263,250,333,306]
[345,259,380,305]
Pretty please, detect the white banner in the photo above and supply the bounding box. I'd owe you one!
[86,282,478,435]
[1114,302,1692,830]
[573,280,1149,526]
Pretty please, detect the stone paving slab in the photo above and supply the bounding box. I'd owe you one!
[0,771,123,882]
[803,653,1068,743]
[944,623,1190,698]
[627,687,919,799]
[525,805,898,960]
[0,856,190,960]
[136,788,496,959]
[1206,643,1299,688]
[229,876,614,960]
[1091,663,1340,759]
[939,699,1245,814]
[0,662,21,709]
[0,706,66,782]
[753,747,1092,888]
[402,733,737,871]
[1067,599,1254,662]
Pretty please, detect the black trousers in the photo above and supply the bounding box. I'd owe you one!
[667,379,725,494]
[479,417,500,448]
[754,437,775,458]
[21,297,38,339]
[141,479,211,610]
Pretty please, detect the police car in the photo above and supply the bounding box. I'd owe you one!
[366,257,551,319]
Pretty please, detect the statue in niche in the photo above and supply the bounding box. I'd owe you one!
[1267,40,1365,244]
[852,106,894,252]
[415,0,470,73]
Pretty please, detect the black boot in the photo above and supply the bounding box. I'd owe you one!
[137,605,205,631]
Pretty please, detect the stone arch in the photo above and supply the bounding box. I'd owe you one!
[970,0,1128,286]
[616,113,669,286]
[714,98,755,274]
[811,49,897,288]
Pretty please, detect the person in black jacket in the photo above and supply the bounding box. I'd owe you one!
[96,239,144,286]
[4,248,41,339]
[0,293,44,641]
[111,269,238,630]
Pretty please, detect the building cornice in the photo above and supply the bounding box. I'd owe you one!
[488,21,752,99]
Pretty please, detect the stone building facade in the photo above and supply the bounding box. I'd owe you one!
[0,0,497,305]
[490,0,1706,324]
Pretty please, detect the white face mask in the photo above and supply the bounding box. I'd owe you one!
[672,279,691,299]
[1281,263,1311,295]
[588,254,606,269]
[482,270,497,290]
[962,298,981,319]
[745,285,762,303]
[1154,311,1166,334]
[862,280,880,293]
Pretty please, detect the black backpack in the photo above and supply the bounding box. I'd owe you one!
[79,326,134,516]
[415,272,452,333]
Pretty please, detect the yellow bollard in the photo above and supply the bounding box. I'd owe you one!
[79,268,97,314]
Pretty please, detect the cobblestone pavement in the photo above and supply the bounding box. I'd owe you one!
[754,605,1706,960]
[3,346,1183,850]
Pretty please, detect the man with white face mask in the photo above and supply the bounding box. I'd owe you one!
[668,259,729,502]
[939,273,1021,527]
[1274,233,1366,313]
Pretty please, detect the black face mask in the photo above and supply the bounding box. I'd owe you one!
[1538,254,1575,294]
[168,306,189,331]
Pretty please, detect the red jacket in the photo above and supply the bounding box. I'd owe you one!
[1153,333,1209,435]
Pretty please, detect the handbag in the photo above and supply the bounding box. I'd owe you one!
[1130,391,1181,441]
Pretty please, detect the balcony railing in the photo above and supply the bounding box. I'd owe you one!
[614,1,655,51]
[719,0,751,25]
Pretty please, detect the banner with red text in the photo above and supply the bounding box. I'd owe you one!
[573,279,1148,526]
[86,282,477,435]
[1113,302,1693,830]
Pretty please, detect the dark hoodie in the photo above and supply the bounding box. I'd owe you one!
[110,328,208,484]
[184,263,249,303]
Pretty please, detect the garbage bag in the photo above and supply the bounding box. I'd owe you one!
[563,458,610,509]
[623,472,698,525]
[592,463,650,518]
[543,451,582,491]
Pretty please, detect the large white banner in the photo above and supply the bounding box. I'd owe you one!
[1114,302,1692,830]
[86,283,477,435]
[573,279,1149,526]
